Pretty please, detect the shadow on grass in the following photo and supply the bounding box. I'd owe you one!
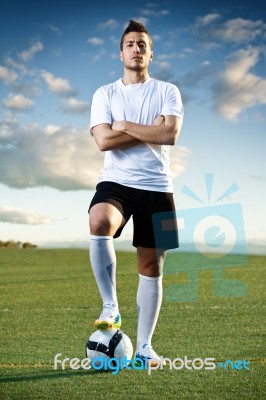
[0,368,109,383]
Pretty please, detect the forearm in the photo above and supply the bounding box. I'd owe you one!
[102,130,140,150]
[112,116,182,146]
[92,124,140,151]
[123,121,175,145]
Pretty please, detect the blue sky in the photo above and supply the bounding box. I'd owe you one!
[0,0,265,252]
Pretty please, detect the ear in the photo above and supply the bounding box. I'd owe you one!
[150,51,153,62]
[120,51,123,61]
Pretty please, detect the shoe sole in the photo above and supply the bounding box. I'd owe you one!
[94,317,121,330]
[94,322,121,330]
[133,357,159,367]
[134,353,166,367]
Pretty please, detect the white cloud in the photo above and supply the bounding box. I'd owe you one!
[91,49,106,63]
[12,80,42,97]
[3,94,34,110]
[0,206,52,225]
[110,52,119,60]
[132,17,149,26]
[196,16,266,47]
[0,121,190,191]
[0,117,18,138]
[97,19,118,30]
[47,23,62,36]
[141,9,170,17]
[213,18,266,43]
[0,66,18,84]
[60,97,90,114]
[109,35,119,45]
[213,47,266,121]
[196,13,221,27]
[170,145,191,178]
[0,122,103,190]
[154,53,177,69]
[183,61,215,87]
[44,124,61,135]
[154,60,172,70]
[5,57,32,76]
[41,71,75,96]
[87,37,104,46]
[151,34,161,42]
[19,41,44,62]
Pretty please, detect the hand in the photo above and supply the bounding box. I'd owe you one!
[112,120,126,131]
[153,115,165,125]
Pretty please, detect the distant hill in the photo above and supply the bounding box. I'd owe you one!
[0,240,37,249]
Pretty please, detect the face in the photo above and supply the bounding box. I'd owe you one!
[120,32,153,71]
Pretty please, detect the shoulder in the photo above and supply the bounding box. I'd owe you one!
[150,78,181,98]
[93,79,121,96]
[151,78,179,92]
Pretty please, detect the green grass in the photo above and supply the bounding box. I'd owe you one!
[0,249,265,399]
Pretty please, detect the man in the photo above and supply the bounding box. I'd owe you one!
[89,20,184,364]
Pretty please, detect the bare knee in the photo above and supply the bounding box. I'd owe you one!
[137,247,166,277]
[89,203,125,236]
[89,215,113,236]
[139,262,161,277]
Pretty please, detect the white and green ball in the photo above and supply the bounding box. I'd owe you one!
[86,329,133,368]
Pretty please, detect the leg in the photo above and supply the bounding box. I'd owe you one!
[137,246,166,277]
[136,246,166,355]
[89,202,125,236]
[131,190,177,363]
[89,203,125,328]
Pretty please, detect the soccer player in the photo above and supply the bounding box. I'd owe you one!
[89,20,184,365]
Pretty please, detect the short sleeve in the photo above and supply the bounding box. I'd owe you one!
[90,87,112,135]
[161,84,184,120]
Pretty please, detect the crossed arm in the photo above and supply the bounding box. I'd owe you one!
[92,115,182,151]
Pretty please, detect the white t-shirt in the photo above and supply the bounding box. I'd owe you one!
[90,77,184,193]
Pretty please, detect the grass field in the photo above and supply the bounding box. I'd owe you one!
[0,248,265,399]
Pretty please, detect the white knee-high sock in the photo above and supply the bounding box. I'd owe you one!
[89,235,117,307]
[136,274,163,350]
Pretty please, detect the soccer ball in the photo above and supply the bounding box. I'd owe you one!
[85,329,133,370]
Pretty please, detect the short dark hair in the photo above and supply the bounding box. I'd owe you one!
[120,20,153,51]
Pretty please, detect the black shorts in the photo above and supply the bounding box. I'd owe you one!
[88,181,179,250]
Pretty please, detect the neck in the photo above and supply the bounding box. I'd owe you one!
[122,70,149,85]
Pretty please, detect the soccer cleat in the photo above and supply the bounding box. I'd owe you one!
[135,344,166,367]
[94,303,121,330]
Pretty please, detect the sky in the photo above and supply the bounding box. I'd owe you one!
[0,0,265,253]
